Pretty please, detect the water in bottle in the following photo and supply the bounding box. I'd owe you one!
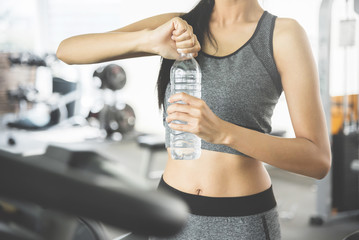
[170,52,202,160]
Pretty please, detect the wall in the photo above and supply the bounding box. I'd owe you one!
[1,0,334,138]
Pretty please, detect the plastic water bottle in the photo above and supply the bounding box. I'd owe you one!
[170,52,202,160]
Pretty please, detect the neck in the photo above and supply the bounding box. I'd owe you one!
[212,0,263,25]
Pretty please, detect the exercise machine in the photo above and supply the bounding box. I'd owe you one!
[0,145,188,240]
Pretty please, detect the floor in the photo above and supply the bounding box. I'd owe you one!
[269,167,359,240]
[1,126,359,240]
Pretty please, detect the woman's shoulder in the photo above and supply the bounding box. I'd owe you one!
[272,17,310,59]
[272,16,314,74]
[273,17,307,42]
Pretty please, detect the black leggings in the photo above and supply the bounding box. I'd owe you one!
[149,177,281,240]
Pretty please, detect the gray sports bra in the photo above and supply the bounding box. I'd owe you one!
[162,11,283,158]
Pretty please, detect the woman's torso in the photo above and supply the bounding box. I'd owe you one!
[163,10,279,197]
[163,149,272,197]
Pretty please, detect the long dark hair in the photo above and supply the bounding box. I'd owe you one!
[156,0,215,109]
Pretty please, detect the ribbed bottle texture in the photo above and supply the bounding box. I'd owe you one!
[170,53,202,160]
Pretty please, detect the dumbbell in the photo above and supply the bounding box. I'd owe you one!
[93,64,127,91]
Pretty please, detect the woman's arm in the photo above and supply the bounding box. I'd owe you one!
[56,13,201,64]
[166,18,331,179]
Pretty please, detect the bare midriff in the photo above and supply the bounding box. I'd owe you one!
[163,149,272,197]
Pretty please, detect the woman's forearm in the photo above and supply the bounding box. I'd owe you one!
[219,121,331,179]
[56,29,154,64]
[56,14,202,64]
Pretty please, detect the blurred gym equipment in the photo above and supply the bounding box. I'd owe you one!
[93,64,127,91]
[88,64,136,140]
[88,103,136,138]
[3,52,81,131]
[0,53,181,239]
[7,52,46,67]
[137,134,166,179]
[311,0,359,227]
[0,145,188,240]
[343,230,359,240]
[6,77,79,130]
[331,95,359,213]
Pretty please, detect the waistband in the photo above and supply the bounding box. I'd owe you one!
[158,176,277,217]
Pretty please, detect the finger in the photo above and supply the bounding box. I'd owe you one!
[176,38,196,49]
[172,21,188,35]
[166,112,192,123]
[172,19,188,36]
[167,103,190,114]
[172,28,186,37]
[167,103,201,116]
[177,45,201,55]
[172,30,192,42]
[169,93,203,108]
[168,122,189,132]
[177,36,200,55]
[193,35,200,51]
[192,52,199,58]
[169,121,199,134]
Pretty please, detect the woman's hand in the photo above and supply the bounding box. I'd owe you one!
[166,92,228,145]
[150,17,201,59]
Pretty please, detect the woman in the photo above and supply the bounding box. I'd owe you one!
[57,0,332,239]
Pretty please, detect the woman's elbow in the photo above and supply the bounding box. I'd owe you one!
[314,151,332,180]
[56,41,75,65]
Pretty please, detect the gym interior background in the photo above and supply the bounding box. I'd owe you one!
[0,0,359,239]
